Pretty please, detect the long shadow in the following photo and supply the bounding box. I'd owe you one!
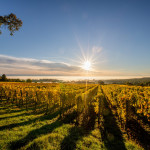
[60,88,99,150]
[9,110,77,150]
[61,126,83,150]
[10,119,61,150]
[5,108,32,114]
[0,112,33,120]
[127,119,150,150]
[0,105,75,131]
[61,104,97,150]
[101,97,127,150]
[0,106,30,116]
[0,107,9,110]
[136,112,150,126]
[0,110,60,131]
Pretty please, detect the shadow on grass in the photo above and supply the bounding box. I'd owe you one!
[127,119,150,150]
[0,106,8,110]
[61,104,97,150]
[9,119,61,150]
[60,88,98,150]
[7,108,32,114]
[101,97,127,150]
[0,110,60,131]
[9,110,78,150]
[0,105,31,116]
[0,103,46,115]
[61,126,84,150]
[0,112,33,120]
[0,104,76,131]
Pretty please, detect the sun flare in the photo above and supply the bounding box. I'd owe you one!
[82,61,91,71]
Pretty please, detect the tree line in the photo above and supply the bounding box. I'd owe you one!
[0,74,32,83]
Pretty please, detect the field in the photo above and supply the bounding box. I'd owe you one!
[0,82,150,150]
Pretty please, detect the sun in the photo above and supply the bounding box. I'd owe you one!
[82,61,91,71]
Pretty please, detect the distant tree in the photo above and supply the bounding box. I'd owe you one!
[21,79,24,82]
[0,13,22,35]
[1,74,7,81]
[146,82,150,86]
[26,79,32,83]
[98,80,104,85]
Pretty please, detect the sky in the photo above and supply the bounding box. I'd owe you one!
[0,0,150,77]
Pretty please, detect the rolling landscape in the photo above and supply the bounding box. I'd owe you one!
[0,0,150,150]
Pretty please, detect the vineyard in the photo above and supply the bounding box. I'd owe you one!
[0,82,150,150]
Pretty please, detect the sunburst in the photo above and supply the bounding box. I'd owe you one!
[82,61,91,71]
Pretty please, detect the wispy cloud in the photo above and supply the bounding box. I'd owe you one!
[0,54,138,76]
[0,54,80,75]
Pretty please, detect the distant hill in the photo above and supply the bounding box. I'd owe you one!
[104,77,150,86]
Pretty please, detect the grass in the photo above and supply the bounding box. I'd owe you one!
[0,104,143,150]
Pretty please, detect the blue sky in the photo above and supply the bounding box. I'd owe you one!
[0,0,150,76]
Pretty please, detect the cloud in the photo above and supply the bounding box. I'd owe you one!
[92,46,102,53]
[0,54,80,75]
[0,54,137,77]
